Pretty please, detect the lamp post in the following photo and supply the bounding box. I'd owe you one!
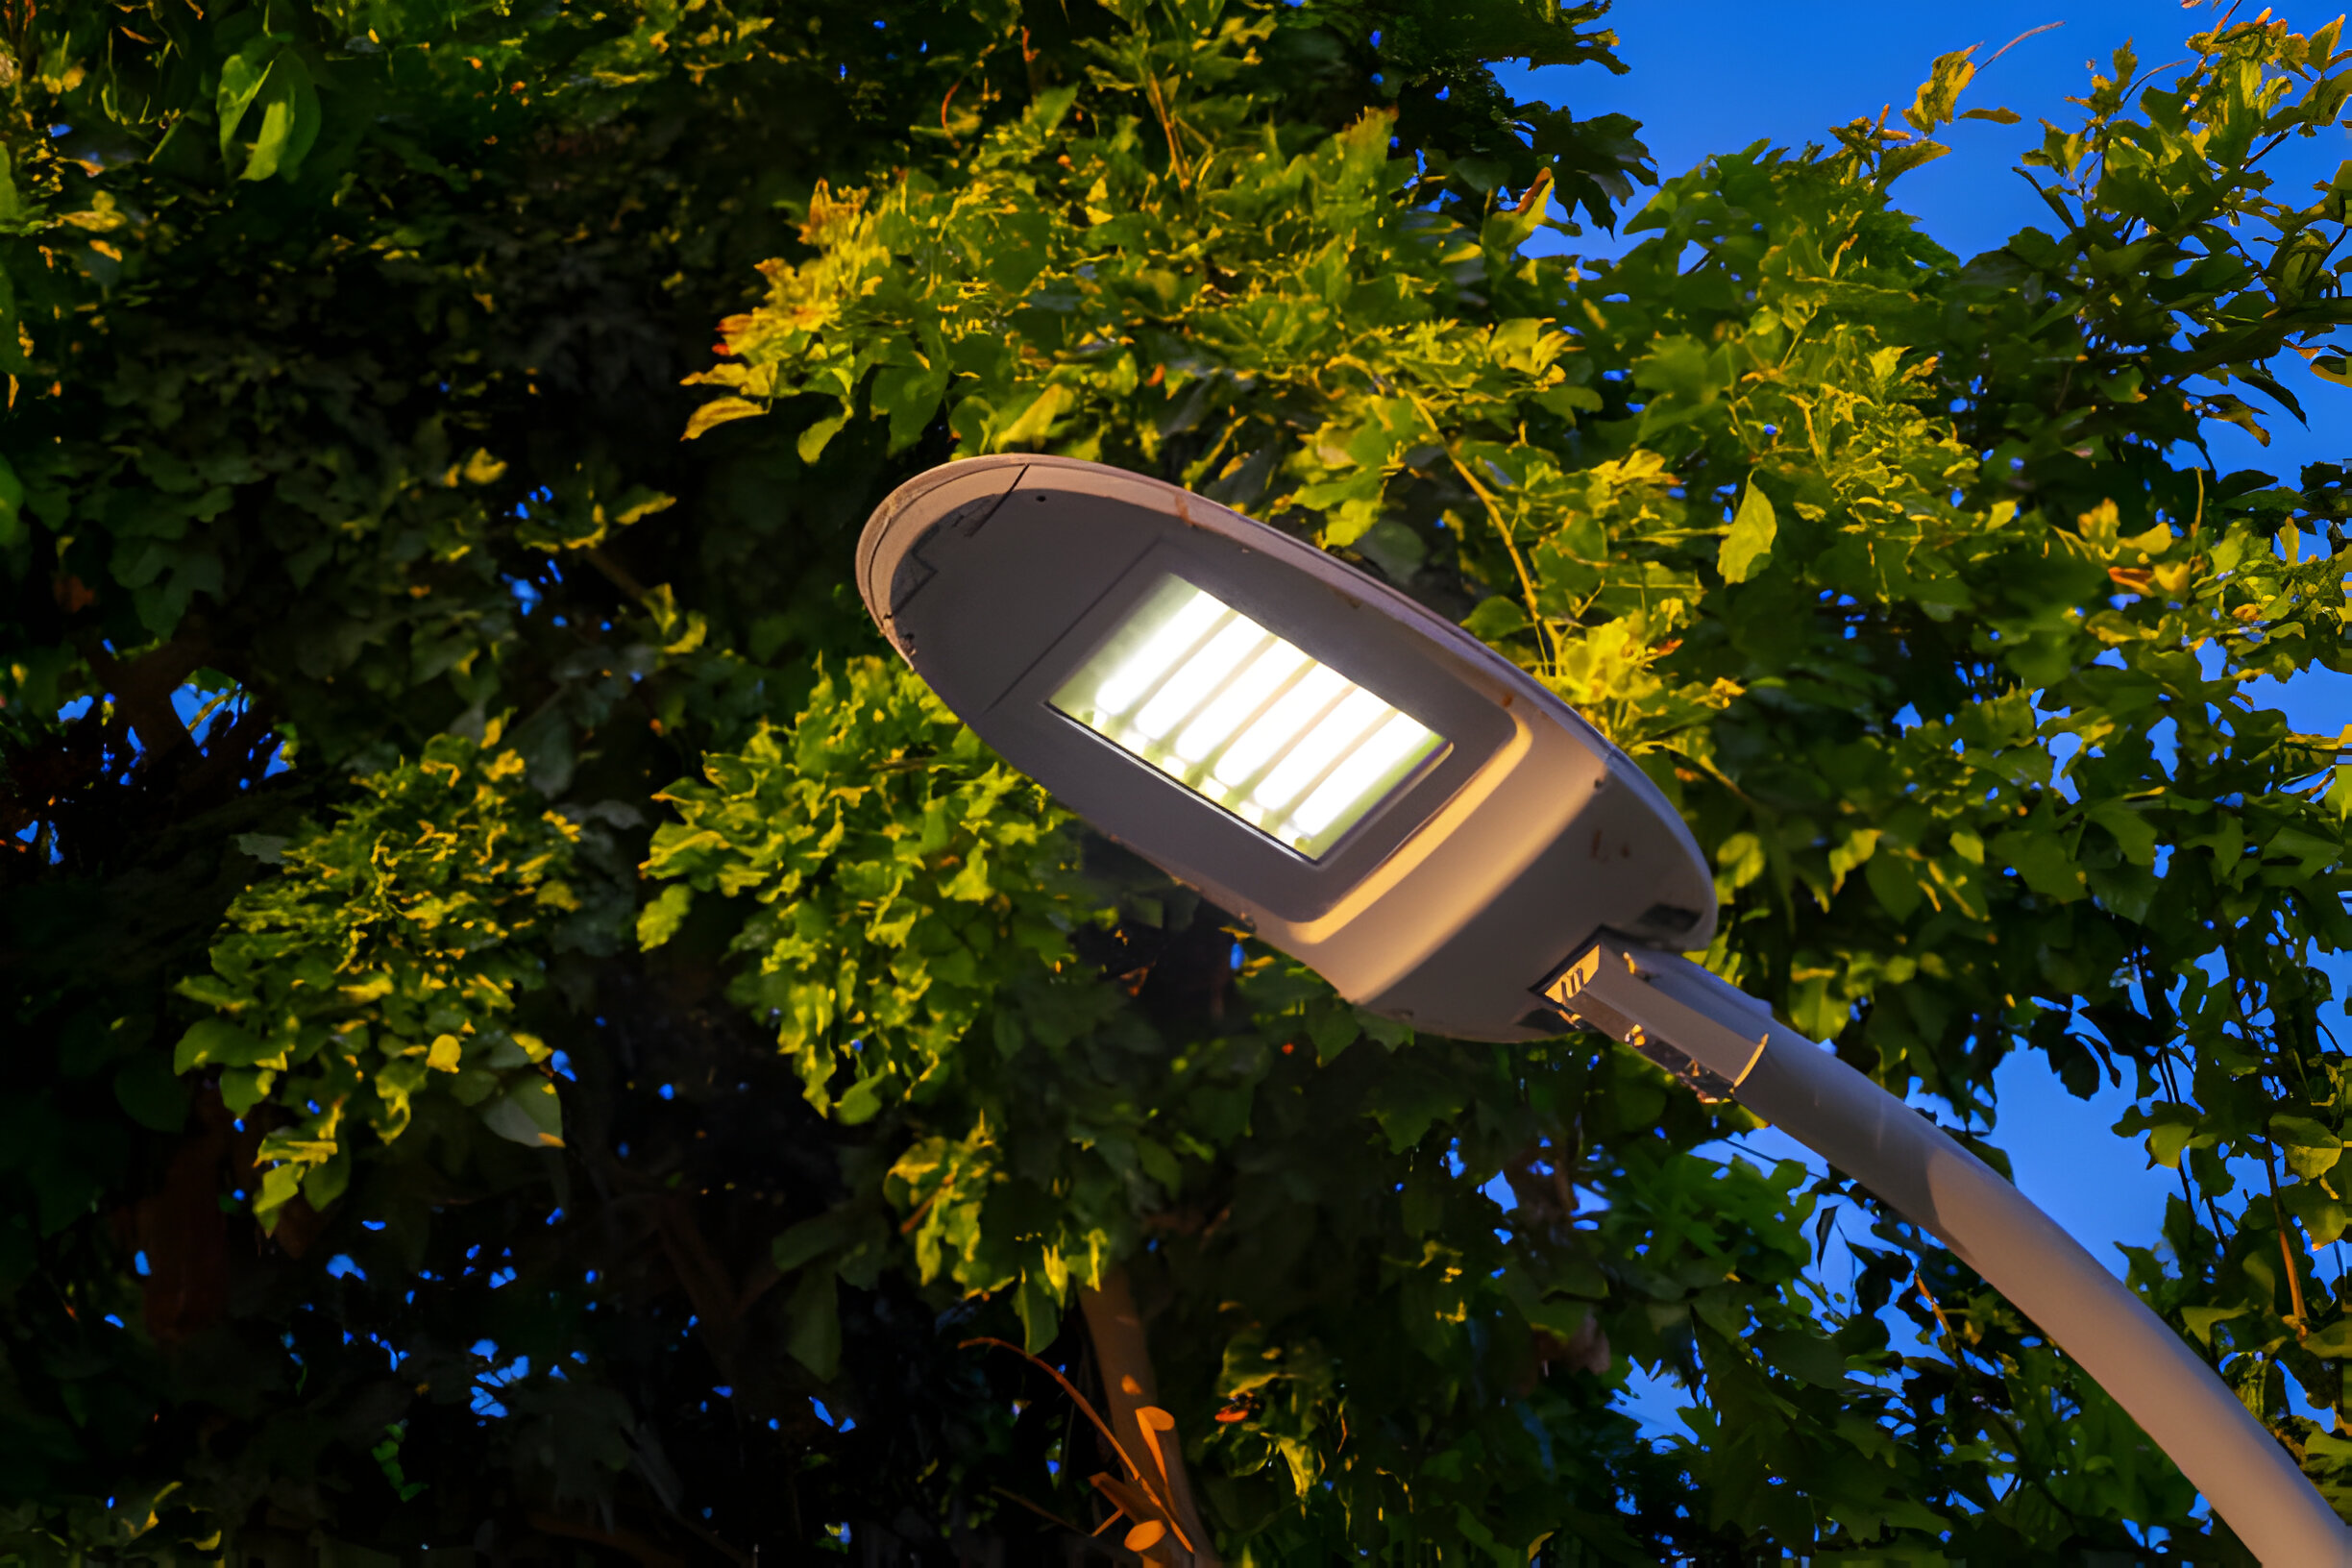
[858,453,2349,1566]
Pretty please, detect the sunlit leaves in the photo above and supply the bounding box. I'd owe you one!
[1716,480,1776,584]
[215,17,322,183]
[176,734,587,1225]
[641,658,1114,1122]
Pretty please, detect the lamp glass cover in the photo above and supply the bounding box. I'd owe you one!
[1049,576,1445,858]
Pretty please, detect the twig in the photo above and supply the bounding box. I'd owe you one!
[960,1335,1151,1489]
[989,1484,1087,1535]
[1404,392,1554,669]
[898,1176,951,1235]
[79,636,206,764]
[526,1511,685,1568]
[2261,1144,2313,1339]
[1140,71,1192,193]
[583,545,650,602]
[1983,20,2064,70]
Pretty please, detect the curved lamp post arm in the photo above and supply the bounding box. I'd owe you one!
[1544,939,2351,1568]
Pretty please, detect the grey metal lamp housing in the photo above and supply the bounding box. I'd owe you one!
[859,454,2349,1566]
[858,453,1715,1042]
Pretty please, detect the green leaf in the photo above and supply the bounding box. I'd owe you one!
[1715,831,1765,892]
[796,410,850,464]
[1863,849,1923,921]
[637,883,695,950]
[216,37,282,165]
[1751,1327,1846,1388]
[1989,827,2085,902]
[2087,801,2159,867]
[1826,826,1879,892]
[1461,595,1531,643]
[0,454,24,551]
[773,1206,868,1275]
[1716,480,1776,583]
[784,1266,842,1377]
[833,1073,887,1125]
[1355,518,1429,581]
[872,360,948,453]
[2285,1178,2351,1245]
[174,1018,275,1071]
[253,1162,305,1224]
[993,383,1068,450]
[112,1053,187,1133]
[249,53,322,183]
[302,1149,352,1209]
[2120,1103,2212,1169]
[480,1078,565,1148]
[233,832,290,864]
[2270,1115,2342,1178]
[684,397,767,440]
[1306,1001,1360,1062]
[1015,1272,1060,1352]
[1369,1058,1471,1151]
[218,1067,274,1116]
[2182,1303,2247,1347]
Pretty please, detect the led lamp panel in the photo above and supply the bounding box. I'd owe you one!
[1051,576,1446,860]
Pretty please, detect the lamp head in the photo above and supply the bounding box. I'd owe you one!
[858,455,1715,1041]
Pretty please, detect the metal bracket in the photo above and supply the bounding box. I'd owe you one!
[1536,938,1773,1104]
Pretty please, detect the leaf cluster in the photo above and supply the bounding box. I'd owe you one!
[175,732,586,1227]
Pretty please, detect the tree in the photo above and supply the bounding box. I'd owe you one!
[6,0,2352,1561]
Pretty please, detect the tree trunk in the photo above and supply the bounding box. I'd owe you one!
[1078,1271,1221,1567]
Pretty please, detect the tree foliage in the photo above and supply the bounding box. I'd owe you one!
[179,731,581,1228]
[9,0,2352,1562]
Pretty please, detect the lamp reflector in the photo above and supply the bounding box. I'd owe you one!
[1049,577,1444,858]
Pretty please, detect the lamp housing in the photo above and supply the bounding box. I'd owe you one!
[858,454,1715,1041]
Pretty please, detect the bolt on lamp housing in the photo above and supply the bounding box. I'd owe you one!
[857,454,1717,1041]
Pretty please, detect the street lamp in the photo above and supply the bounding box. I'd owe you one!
[859,453,2348,1566]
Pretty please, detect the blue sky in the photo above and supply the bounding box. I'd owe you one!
[1486,1,2352,1431]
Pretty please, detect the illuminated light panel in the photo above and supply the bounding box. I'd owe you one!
[1050,576,1445,858]
[1175,642,1307,765]
[1213,665,1346,789]
[1135,617,1266,742]
[1253,688,1389,815]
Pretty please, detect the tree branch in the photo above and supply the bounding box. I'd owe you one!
[80,636,208,766]
[1079,1270,1221,1567]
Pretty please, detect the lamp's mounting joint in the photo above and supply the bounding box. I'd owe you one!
[1538,938,1773,1105]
